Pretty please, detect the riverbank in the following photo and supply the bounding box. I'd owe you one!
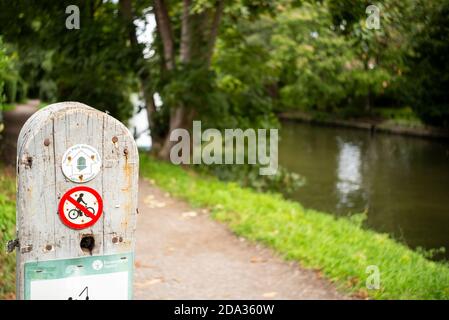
[278,110,449,140]
[140,155,449,300]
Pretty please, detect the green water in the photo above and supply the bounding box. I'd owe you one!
[279,121,449,259]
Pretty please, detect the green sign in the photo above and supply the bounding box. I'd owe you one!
[24,252,133,300]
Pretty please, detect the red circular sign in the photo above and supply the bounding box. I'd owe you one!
[58,186,103,230]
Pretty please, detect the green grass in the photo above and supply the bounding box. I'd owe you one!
[140,154,449,300]
[0,165,16,299]
[38,101,49,109]
[0,103,16,112]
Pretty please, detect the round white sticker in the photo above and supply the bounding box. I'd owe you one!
[61,144,102,183]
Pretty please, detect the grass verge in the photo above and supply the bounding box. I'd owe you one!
[0,165,16,299]
[140,154,449,300]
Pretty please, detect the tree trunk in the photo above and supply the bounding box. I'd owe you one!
[120,0,163,151]
[158,0,193,160]
[156,0,226,160]
[365,88,371,113]
[180,0,192,63]
[154,0,175,71]
[206,0,225,66]
[158,105,188,160]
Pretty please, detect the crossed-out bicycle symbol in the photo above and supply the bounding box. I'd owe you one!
[68,193,96,220]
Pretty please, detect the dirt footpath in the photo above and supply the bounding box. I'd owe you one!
[1,100,40,165]
[134,178,347,300]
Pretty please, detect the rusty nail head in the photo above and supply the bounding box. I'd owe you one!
[45,244,52,251]
[21,245,33,253]
[112,237,119,244]
[44,138,50,146]
[124,148,129,156]
[112,136,118,143]
[25,156,33,167]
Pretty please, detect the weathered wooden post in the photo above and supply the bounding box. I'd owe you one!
[14,102,138,299]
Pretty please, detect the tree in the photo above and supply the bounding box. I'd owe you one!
[1,0,289,157]
[402,0,449,127]
[0,0,138,120]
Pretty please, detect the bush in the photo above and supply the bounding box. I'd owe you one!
[0,166,16,299]
[404,1,449,127]
[0,38,23,106]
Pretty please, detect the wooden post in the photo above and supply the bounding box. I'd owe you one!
[15,102,138,300]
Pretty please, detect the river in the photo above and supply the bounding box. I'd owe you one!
[279,121,449,260]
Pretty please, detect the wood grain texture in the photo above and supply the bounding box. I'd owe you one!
[16,102,139,299]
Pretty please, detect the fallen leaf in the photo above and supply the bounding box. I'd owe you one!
[262,292,278,298]
[143,195,166,208]
[135,278,163,288]
[182,211,198,218]
[134,261,153,269]
[165,247,175,254]
[353,289,369,300]
[250,256,263,263]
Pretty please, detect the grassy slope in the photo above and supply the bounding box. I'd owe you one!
[140,155,449,300]
[0,166,16,299]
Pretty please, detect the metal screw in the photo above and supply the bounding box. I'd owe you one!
[112,136,118,143]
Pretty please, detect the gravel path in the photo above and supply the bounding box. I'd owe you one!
[134,178,347,300]
[1,99,40,165]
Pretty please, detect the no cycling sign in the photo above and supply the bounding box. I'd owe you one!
[58,186,103,230]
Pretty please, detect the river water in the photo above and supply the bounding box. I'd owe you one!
[279,121,449,259]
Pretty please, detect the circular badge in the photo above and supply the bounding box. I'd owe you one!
[58,186,103,230]
[62,144,101,183]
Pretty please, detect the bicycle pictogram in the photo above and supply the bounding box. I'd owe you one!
[67,193,96,220]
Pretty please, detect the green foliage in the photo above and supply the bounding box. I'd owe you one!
[0,38,25,108]
[213,20,279,129]
[402,0,449,127]
[214,0,449,127]
[150,0,299,135]
[0,166,16,299]
[0,0,139,121]
[140,155,449,299]
[213,1,402,119]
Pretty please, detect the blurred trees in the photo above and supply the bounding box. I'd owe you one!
[214,1,406,117]
[148,0,297,158]
[402,0,449,127]
[0,0,138,120]
[214,0,449,126]
[0,0,448,131]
